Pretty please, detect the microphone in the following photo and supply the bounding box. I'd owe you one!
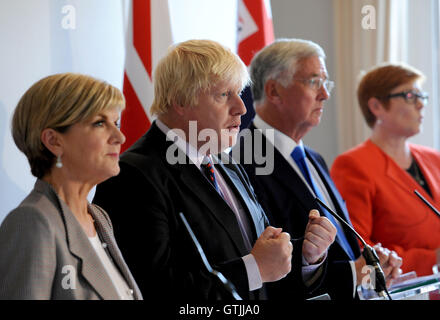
[178,212,242,300]
[314,197,392,300]
[414,190,440,219]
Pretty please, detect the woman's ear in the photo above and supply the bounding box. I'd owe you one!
[40,128,63,156]
[367,97,384,117]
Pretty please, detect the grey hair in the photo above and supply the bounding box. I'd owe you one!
[249,38,326,104]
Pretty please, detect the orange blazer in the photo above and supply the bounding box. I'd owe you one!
[331,139,440,276]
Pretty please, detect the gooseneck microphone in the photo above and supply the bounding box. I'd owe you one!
[179,212,242,300]
[314,197,392,300]
[414,190,440,219]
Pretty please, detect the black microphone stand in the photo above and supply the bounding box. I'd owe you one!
[314,198,392,300]
[414,190,440,218]
[179,212,242,300]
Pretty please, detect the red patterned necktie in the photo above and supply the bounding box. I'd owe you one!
[201,157,223,196]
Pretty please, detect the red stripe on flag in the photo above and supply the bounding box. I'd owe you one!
[237,0,274,129]
[133,0,152,79]
[121,73,150,153]
[238,0,274,66]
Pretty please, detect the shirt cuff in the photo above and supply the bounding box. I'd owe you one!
[349,260,357,298]
[302,251,327,283]
[242,254,263,291]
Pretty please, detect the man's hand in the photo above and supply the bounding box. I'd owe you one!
[251,226,293,283]
[302,209,337,264]
[373,243,402,286]
[355,243,403,287]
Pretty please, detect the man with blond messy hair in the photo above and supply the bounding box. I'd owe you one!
[94,39,335,300]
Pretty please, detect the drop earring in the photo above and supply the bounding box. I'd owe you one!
[56,154,63,168]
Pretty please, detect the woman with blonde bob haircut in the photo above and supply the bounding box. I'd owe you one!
[331,63,440,276]
[0,73,142,300]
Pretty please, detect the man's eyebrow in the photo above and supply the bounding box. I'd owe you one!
[309,72,328,79]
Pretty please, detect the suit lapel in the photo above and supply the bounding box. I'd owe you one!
[35,180,119,299]
[252,127,317,211]
[215,159,264,240]
[306,150,352,223]
[57,200,120,300]
[386,156,432,213]
[89,205,142,300]
[383,146,440,216]
[411,147,440,204]
[142,122,256,255]
[178,159,250,256]
[305,149,360,257]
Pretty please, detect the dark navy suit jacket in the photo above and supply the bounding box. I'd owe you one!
[94,121,270,300]
[233,123,361,300]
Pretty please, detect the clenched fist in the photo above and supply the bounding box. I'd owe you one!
[303,209,337,264]
[251,226,293,282]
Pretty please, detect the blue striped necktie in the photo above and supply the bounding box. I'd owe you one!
[291,145,356,260]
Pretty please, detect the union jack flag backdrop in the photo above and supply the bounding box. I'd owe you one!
[121,0,173,152]
[120,0,274,151]
[237,0,274,130]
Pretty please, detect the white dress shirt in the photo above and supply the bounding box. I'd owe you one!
[88,235,134,300]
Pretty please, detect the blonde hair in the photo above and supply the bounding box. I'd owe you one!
[12,72,125,178]
[150,39,249,116]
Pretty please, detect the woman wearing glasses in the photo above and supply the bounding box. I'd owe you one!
[330,63,440,277]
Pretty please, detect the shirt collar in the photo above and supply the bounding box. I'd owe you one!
[155,119,206,168]
[253,114,304,159]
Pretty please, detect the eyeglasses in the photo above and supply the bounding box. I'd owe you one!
[384,91,429,105]
[294,77,335,94]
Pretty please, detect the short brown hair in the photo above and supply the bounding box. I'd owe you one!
[150,39,249,116]
[357,63,424,128]
[12,73,125,178]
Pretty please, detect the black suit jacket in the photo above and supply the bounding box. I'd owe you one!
[233,123,361,300]
[93,122,270,300]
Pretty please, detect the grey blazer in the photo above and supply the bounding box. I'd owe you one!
[0,179,142,300]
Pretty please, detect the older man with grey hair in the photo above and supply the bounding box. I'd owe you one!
[234,38,402,300]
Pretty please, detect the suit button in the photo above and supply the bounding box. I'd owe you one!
[102,242,107,249]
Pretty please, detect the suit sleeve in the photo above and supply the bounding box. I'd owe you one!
[0,207,56,299]
[93,161,249,300]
